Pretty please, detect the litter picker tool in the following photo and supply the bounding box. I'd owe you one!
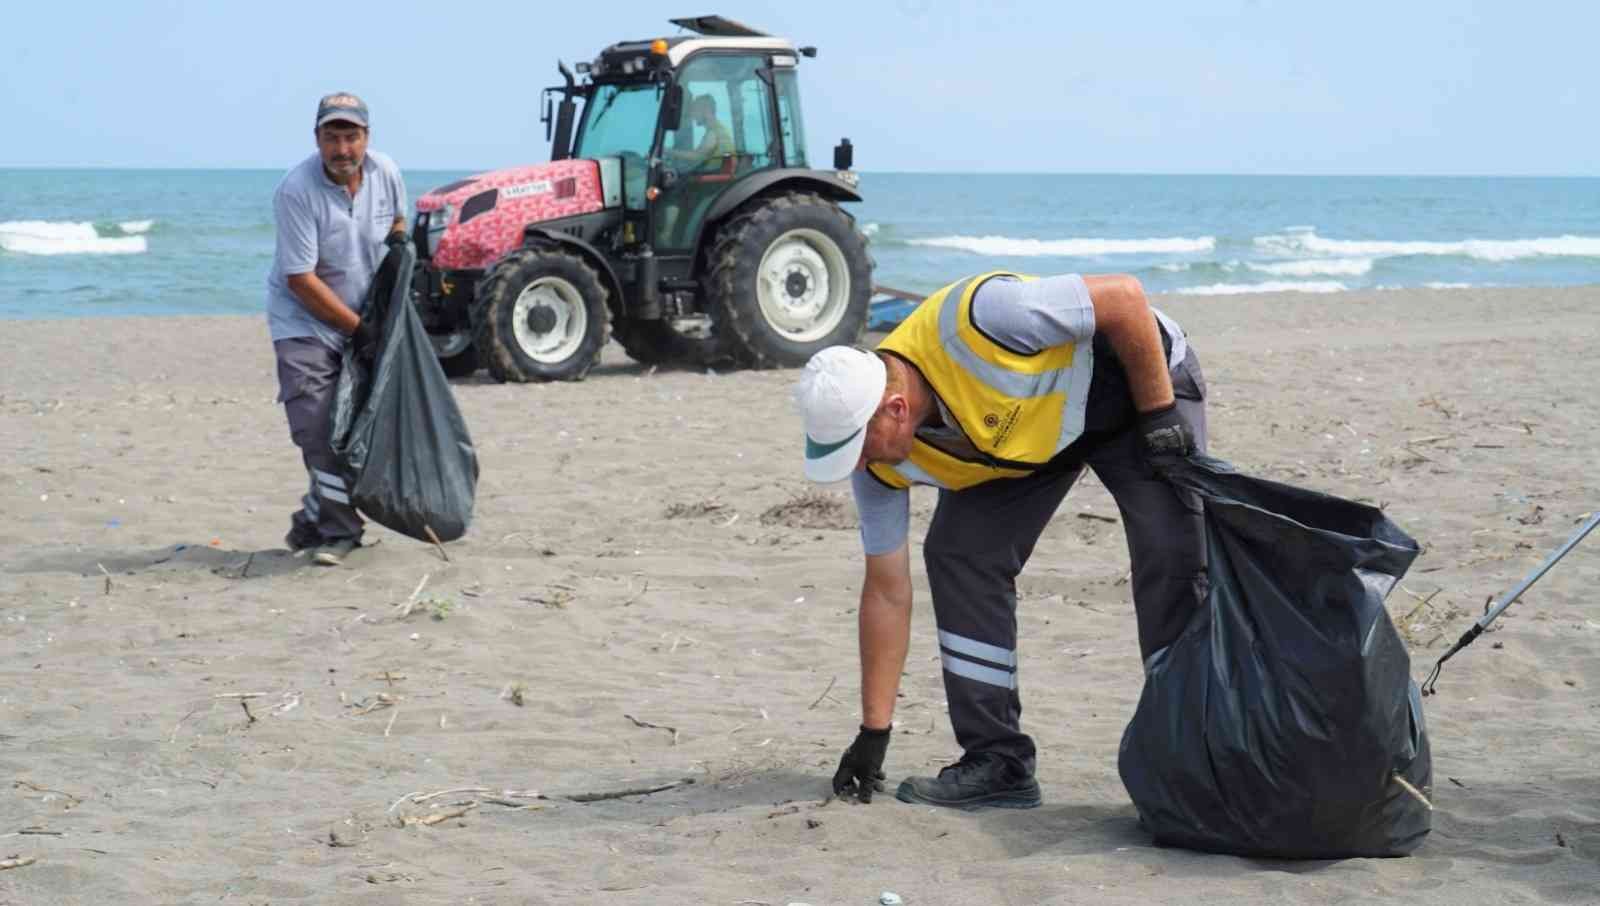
[1420,509,1600,695]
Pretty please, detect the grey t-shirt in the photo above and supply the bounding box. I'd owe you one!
[849,273,1187,555]
[265,150,407,350]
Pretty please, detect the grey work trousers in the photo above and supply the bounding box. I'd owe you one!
[274,337,363,544]
[923,349,1209,776]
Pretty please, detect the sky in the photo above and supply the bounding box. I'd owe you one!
[2,0,1595,175]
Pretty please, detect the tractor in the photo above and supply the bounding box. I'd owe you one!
[410,15,873,381]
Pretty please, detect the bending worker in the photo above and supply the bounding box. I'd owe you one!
[792,271,1207,809]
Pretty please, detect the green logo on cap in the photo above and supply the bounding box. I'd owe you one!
[805,426,863,461]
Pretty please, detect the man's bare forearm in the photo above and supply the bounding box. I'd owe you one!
[859,545,913,729]
[1084,275,1174,413]
[286,272,360,335]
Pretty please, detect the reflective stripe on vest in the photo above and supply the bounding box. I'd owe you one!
[866,271,1096,491]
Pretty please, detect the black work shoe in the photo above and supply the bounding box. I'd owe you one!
[312,537,361,567]
[895,753,1042,810]
[285,526,322,553]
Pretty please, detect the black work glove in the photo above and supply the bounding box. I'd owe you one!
[384,231,409,251]
[832,724,891,803]
[1138,401,1197,461]
[351,319,380,365]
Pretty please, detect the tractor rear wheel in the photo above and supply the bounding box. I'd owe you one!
[704,192,871,368]
[429,329,481,378]
[476,248,610,383]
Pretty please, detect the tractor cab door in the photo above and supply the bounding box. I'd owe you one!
[653,53,784,251]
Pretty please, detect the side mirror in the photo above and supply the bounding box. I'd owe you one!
[661,84,684,132]
[833,138,854,171]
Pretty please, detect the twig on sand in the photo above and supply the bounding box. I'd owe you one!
[624,714,679,745]
[393,573,431,619]
[559,778,693,803]
[237,552,255,579]
[389,787,540,812]
[1075,512,1118,524]
[384,708,400,738]
[1391,773,1433,810]
[0,855,37,871]
[239,700,258,726]
[213,692,269,699]
[398,803,477,827]
[808,675,839,710]
[423,525,450,562]
[622,579,650,606]
[1399,587,1444,626]
[169,705,209,743]
[13,781,82,809]
[97,563,112,595]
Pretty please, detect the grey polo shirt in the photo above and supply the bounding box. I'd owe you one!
[266,150,406,350]
[850,274,1188,555]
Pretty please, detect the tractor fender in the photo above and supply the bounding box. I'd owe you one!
[694,169,864,250]
[520,226,627,321]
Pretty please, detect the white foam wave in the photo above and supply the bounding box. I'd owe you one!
[1177,281,1349,296]
[1247,257,1373,277]
[861,222,880,238]
[908,235,1215,257]
[0,220,147,256]
[1423,282,1474,289]
[119,219,155,234]
[1255,230,1600,262]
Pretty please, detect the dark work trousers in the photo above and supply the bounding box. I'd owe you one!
[922,348,1209,776]
[274,337,363,544]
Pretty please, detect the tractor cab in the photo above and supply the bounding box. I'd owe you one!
[412,15,870,382]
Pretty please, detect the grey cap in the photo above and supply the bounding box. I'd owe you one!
[315,92,369,129]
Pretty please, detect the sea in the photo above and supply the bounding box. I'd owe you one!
[3,169,1599,320]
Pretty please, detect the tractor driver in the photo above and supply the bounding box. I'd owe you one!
[666,94,735,173]
[657,94,737,245]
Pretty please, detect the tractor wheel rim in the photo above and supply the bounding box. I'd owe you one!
[756,228,850,342]
[511,276,586,364]
[430,329,472,358]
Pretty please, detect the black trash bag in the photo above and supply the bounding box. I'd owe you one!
[1117,455,1431,859]
[330,243,478,543]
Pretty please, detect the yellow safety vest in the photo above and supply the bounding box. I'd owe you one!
[866,271,1097,491]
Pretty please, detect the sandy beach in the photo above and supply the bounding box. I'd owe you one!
[2,285,1598,905]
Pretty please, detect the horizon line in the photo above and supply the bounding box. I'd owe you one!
[2,165,1598,180]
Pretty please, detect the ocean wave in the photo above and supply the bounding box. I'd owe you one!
[0,220,147,256]
[1255,230,1600,262]
[907,235,1216,257]
[1247,257,1373,277]
[118,220,155,234]
[861,222,880,238]
[1177,280,1349,296]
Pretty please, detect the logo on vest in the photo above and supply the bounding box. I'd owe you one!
[989,405,1022,448]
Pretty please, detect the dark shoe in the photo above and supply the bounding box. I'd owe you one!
[895,753,1041,810]
[312,537,361,567]
[285,526,323,553]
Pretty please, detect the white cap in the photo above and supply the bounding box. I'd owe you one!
[793,346,887,483]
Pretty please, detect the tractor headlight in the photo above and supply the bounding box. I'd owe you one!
[424,203,453,254]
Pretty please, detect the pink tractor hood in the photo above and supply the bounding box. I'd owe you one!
[416,160,605,270]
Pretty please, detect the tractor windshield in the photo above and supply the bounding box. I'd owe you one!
[573,82,662,161]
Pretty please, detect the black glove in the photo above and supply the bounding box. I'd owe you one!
[832,724,891,803]
[1138,401,1197,460]
[351,319,380,365]
[384,231,409,251]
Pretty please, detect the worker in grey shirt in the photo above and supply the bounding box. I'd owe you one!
[792,271,1207,809]
[265,92,408,566]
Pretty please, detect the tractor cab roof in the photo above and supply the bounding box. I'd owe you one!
[588,15,799,78]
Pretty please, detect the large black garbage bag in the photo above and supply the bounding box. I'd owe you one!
[330,243,478,542]
[1117,455,1431,858]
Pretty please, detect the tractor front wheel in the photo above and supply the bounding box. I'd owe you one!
[476,248,610,383]
[705,192,872,368]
